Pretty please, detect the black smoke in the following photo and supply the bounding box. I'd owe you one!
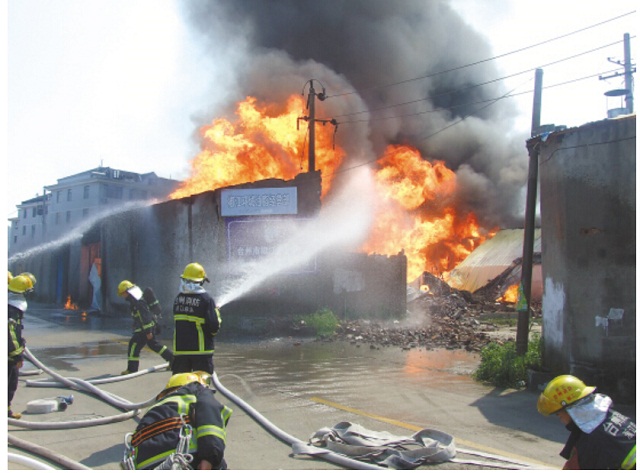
[179,0,529,229]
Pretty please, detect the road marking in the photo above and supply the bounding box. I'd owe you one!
[310,396,558,469]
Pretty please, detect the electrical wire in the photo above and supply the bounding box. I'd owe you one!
[337,67,624,126]
[332,39,631,121]
[325,11,636,100]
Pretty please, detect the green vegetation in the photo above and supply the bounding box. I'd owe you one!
[473,334,542,388]
[298,308,340,337]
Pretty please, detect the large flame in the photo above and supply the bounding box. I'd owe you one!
[172,95,494,281]
[171,95,343,199]
[362,144,488,281]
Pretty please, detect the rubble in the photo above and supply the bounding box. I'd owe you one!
[323,279,540,352]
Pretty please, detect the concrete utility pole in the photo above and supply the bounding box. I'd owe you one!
[516,68,543,356]
[600,33,636,114]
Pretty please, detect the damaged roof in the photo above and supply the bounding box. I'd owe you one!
[447,229,541,293]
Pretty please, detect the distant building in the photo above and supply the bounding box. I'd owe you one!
[8,166,180,255]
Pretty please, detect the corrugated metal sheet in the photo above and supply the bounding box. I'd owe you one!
[447,229,541,293]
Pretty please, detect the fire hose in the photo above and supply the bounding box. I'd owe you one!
[11,347,546,470]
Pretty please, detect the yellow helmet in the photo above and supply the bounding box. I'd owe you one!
[165,371,212,390]
[20,272,37,286]
[181,262,208,283]
[157,371,213,400]
[537,375,596,415]
[118,280,136,297]
[9,275,34,294]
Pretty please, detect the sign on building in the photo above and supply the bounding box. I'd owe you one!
[226,218,316,273]
[221,187,298,217]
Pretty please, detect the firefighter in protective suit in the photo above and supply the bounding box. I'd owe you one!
[8,274,35,419]
[123,371,232,469]
[537,374,636,469]
[172,263,221,375]
[118,280,173,375]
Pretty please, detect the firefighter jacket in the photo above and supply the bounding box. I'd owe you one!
[129,382,232,469]
[127,296,156,336]
[172,290,221,356]
[8,298,26,364]
[560,407,636,469]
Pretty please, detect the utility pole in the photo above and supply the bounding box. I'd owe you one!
[600,33,635,114]
[298,80,336,173]
[516,68,543,356]
[308,80,318,172]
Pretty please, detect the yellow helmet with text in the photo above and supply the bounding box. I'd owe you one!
[9,275,34,294]
[181,262,208,283]
[537,374,596,415]
[118,280,136,297]
[20,272,37,286]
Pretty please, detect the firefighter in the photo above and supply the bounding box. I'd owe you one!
[8,274,35,419]
[118,280,173,375]
[537,374,636,469]
[123,371,232,469]
[172,263,221,375]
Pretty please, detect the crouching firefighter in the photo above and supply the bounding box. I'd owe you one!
[122,371,232,470]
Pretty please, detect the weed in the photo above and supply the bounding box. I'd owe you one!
[473,334,542,388]
[298,308,340,337]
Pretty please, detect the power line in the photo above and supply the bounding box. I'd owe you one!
[325,11,636,100]
[336,67,624,125]
[331,37,633,121]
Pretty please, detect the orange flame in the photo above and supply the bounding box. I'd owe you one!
[498,284,519,304]
[361,145,490,281]
[64,295,78,310]
[171,95,344,200]
[172,95,495,281]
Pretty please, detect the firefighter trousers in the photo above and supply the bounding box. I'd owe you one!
[126,331,174,372]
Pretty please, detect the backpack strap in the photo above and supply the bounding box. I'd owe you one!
[131,415,191,447]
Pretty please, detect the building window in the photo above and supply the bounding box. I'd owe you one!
[13,236,17,244]
[67,189,72,201]
[32,207,36,217]
[55,212,60,225]
[31,225,35,237]
[57,191,61,203]
[82,208,89,219]
[84,185,90,199]
[107,185,123,199]
[66,211,71,223]
[22,225,26,235]
[23,209,27,219]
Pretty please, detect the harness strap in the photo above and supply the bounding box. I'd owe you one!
[131,416,191,447]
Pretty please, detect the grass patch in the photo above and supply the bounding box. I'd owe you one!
[473,334,542,388]
[297,308,340,337]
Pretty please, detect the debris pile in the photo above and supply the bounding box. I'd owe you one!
[326,276,539,352]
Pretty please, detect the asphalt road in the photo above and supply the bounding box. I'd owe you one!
[8,305,629,470]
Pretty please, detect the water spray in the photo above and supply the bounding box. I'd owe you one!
[9,200,159,264]
[215,169,375,308]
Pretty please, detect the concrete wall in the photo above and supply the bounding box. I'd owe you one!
[537,115,636,401]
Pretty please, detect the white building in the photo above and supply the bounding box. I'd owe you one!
[8,166,180,255]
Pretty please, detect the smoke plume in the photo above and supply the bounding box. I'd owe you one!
[179,0,529,229]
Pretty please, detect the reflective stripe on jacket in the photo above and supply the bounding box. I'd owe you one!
[132,382,231,469]
[172,292,220,355]
[8,305,25,363]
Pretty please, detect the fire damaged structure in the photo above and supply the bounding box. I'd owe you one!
[8,171,407,331]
